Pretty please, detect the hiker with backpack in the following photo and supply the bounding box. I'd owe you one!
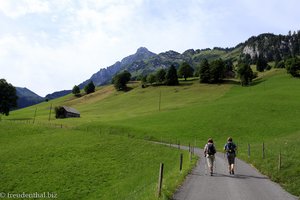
[204,138,216,176]
[224,137,237,175]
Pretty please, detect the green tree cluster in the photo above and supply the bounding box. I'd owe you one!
[0,79,18,116]
[84,81,95,94]
[178,62,194,81]
[143,65,179,86]
[113,71,131,91]
[165,65,179,85]
[156,69,166,83]
[144,69,167,86]
[146,74,156,85]
[237,62,254,86]
[199,59,210,83]
[256,55,268,72]
[285,57,300,77]
[199,58,225,83]
[72,85,81,97]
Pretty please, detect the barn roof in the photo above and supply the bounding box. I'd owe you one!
[62,106,80,115]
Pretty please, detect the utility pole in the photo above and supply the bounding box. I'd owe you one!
[33,107,37,124]
[158,90,161,111]
[48,103,52,121]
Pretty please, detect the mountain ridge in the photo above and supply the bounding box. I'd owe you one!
[19,31,300,106]
[16,87,44,109]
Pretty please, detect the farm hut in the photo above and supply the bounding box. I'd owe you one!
[55,106,80,118]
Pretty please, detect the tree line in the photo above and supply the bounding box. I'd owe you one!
[108,57,256,91]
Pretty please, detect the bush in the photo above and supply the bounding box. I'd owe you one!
[275,60,285,68]
[266,64,272,71]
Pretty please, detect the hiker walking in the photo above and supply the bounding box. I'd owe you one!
[224,137,237,175]
[204,138,216,176]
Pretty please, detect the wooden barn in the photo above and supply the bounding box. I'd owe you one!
[55,106,80,118]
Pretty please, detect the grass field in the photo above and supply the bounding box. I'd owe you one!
[0,122,195,200]
[2,68,300,197]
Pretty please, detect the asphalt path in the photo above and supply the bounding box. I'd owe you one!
[171,145,298,200]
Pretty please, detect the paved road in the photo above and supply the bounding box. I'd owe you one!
[172,146,298,200]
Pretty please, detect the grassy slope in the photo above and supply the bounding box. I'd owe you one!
[0,122,194,200]
[3,69,300,196]
[111,70,300,195]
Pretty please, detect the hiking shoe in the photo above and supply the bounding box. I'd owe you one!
[210,172,213,176]
[229,171,232,175]
[231,170,234,175]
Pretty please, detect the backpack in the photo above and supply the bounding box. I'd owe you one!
[226,142,235,154]
[207,143,216,155]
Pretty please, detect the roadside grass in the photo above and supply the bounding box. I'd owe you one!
[237,132,300,196]
[0,122,196,200]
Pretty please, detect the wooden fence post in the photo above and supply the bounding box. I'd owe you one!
[262,142,265,159]
[157,163,164,197]
[180,153,183,172]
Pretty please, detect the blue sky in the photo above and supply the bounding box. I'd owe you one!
[0,0,299,96]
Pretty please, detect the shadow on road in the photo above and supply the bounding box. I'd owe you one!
[189,171,268,180]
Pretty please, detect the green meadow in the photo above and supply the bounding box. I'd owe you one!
[2,68,300,197]
[0,122,194,200]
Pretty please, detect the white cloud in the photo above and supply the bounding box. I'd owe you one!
[0,0,50,18]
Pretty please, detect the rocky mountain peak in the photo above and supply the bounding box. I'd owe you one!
[136,47,150,54]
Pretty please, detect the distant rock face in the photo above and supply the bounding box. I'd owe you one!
[241,32,300,60]
[243,46,259,58]
[16,87,44,109]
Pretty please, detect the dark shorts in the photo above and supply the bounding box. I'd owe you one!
[227,154,235,165]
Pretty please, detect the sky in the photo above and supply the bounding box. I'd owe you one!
[0,0,299,97]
